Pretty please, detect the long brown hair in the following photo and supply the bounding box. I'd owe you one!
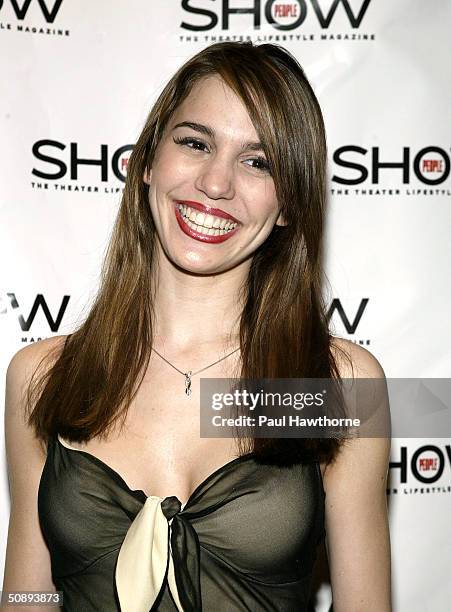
[27,42,349,465]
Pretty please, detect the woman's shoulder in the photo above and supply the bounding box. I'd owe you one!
[329,335,386,380]
[5,336,69,467]
[324,336,390,475]
[5,335,69,436]
[6,335,69,382]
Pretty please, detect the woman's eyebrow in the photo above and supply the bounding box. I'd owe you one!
[173,121,213,138]
[172,121,264,152]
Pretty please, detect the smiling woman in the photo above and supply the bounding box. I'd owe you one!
[3,42,391,611]
[144,75,286,272]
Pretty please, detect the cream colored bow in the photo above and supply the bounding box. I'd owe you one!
[115,496,184,612]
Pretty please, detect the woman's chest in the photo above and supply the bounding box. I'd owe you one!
[39,445,325,582]
[60,367,245,503]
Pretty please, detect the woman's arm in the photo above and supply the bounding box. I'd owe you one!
[2,338,64,611]
[323,339,391,612]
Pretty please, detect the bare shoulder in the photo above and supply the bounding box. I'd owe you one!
[6,334,68,382]
[330,336,386,380]
[5,335,69,457]
[325,337,390,480]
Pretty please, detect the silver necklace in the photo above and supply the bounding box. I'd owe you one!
[151,346,240,397]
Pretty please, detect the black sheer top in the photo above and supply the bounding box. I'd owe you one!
[38,434,325,611]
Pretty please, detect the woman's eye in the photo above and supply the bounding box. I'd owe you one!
[173,136,208,152]
[244,157,271,173]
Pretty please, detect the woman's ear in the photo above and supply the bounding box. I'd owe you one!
[143,168,152,185]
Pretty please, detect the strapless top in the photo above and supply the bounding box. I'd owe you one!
[38,434,325,611]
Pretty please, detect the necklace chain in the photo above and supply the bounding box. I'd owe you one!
[151,346,240,397]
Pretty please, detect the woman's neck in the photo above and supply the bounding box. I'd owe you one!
[150,256,248,354]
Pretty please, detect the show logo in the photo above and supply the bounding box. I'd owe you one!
[0,0,69,36]
[179,0,375,43]
[330,145,451,197]
[1,292,70,339]
[31,139,133,195]
[388,444,451,494]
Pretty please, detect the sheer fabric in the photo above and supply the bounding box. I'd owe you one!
[38,434,325,611]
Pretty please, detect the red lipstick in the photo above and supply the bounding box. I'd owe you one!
[174,200,240,223]
[174,201,240,244]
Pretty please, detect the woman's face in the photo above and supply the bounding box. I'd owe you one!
[145,75,285,275]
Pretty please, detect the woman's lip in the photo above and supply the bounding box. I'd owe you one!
[174,203,239,244]
[174,200,240,223]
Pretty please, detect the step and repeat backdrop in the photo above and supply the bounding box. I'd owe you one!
[1,1,450,610]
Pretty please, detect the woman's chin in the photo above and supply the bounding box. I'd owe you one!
[174,260,226,276]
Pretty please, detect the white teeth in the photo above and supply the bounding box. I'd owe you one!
[177,203,238,236]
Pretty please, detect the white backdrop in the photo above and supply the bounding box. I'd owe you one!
[1,1,450,610]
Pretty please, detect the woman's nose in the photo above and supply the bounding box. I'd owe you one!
[194,153,235,201]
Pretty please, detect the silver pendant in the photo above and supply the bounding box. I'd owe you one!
[185,371,192,397]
